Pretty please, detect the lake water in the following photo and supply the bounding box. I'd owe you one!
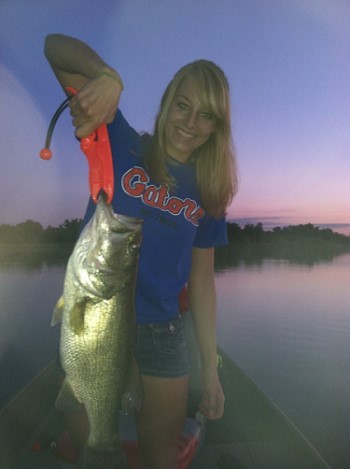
[215,254,350,468]
[1,253,349,467]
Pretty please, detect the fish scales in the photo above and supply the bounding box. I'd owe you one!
[53,195,142,468]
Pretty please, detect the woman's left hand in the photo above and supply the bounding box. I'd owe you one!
[198,368,225,420]
[69,71,122,138]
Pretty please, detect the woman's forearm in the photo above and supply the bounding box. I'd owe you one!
[188,248,218,371]
[188,247,225,420]
[44,34,123,137]
[44,34,110,79]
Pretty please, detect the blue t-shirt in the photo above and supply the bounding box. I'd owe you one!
[81,110,227,323]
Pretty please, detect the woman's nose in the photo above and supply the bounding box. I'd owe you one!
[184,111,197,129]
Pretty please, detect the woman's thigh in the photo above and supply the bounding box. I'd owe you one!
[134,316,191,467]
[137,373,189,469]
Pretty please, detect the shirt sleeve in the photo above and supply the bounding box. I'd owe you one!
[193,215,228,248]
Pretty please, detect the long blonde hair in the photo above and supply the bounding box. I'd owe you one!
[144,60,238,218]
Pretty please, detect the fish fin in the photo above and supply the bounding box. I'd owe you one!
[55,378,83,414]
[51,296,65,327]
[69,299,87,335]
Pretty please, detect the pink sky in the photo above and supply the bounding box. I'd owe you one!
[0,0,349,235]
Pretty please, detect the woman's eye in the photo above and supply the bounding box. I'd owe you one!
[177,102,189,111]
[201,112,213,120]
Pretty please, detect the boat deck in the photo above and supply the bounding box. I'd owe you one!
[1,353,331,468]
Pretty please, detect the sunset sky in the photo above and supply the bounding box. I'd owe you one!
[0,0,349,234]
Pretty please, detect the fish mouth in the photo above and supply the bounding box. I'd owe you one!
[98,195,142,232]
[113,213,143,232]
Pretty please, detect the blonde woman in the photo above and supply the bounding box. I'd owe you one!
[45,33,238,469]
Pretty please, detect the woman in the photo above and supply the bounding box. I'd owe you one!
[44,33,238,469]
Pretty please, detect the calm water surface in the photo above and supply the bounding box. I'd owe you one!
[0,254,349,467]
[0,264,63,405]
[215,254,350,468]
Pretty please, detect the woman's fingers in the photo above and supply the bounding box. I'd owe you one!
[68,75,121,138]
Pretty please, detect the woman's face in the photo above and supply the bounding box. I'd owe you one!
[164,76,216,163]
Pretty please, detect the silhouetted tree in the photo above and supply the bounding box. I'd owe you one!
[13,220,44,243]
[56,219,81,242]
[0,218,82,245]
[226,222,243,243]
[242,223,264,242]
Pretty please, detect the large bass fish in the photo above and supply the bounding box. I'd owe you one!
[52,195,142,468]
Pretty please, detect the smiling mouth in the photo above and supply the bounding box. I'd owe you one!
[176,127,195,140]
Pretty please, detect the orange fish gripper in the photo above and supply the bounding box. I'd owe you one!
[40,86,114,204]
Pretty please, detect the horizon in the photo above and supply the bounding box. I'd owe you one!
[1,215,349,238]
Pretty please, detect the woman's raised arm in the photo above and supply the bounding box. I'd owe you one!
[44,34,123,137]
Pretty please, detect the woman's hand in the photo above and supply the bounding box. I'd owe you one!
[198,367,225,420]
[44,34,123,138]
[69,71,123,138]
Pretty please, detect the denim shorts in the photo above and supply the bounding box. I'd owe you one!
[135,315,190,378]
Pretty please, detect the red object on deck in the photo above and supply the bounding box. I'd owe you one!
[122,433,200,469]
[53,416,202,468]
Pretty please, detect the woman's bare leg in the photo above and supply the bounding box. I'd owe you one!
[137,374,189,469]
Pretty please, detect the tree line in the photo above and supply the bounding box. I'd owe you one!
[0,219,348,249]
[0,219,349,267]
[226,222,350,247]
[0,219,82,244]
[214,222,350,266]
